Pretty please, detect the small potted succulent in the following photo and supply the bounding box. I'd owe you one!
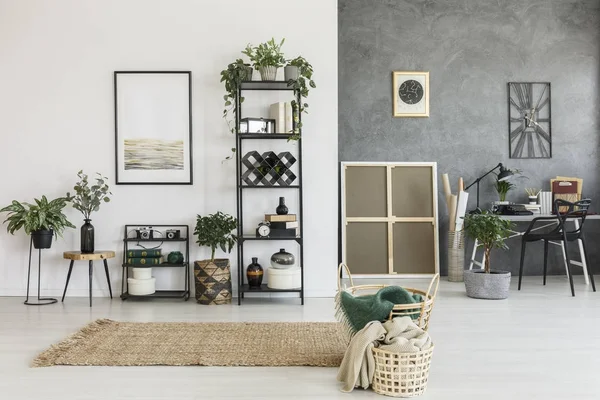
[193,211,238,305]
[67,170,112,253]
[462,211,513,299]
[0,196,75,249]
[285,56,316,140]
[242,38,286,81]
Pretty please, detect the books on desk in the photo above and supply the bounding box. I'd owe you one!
[520,204,542,214]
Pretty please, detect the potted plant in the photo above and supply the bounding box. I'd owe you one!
[285,56,316,140]
[242,38,286,81]
[193,211,238,305]
[494,178,515,203]
[221,59,253,161]
[67,170,112,253]
[0,196,75,249]
[462,211,513,299]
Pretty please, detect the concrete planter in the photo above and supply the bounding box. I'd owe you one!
[284,66,299,81]
[464,270,511,299]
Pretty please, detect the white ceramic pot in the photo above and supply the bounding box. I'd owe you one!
[259,66,278,81]
[267,267,301,289]
[132,268,152,280]
[127,277,156,295]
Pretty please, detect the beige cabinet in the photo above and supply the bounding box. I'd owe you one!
[341,162,439,276]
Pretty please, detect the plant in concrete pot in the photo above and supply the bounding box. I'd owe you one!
[285,56,316,141]
[67,170,112,254]
[193,211,238,305]
[462,211,513,299]
[0,196,75,249]
[242,38,286,81]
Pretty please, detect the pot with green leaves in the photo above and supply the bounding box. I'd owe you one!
[462,211,513,299]
[284,56,316,140]
[221,59,253,161]
[67,170,112,254]
[193,211,238,305]
[0,196,75,249]
[242,38,286,81]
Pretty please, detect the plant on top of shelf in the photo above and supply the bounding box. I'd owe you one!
[285,56,316,141]
[194,211,238,262]
[0,195,75,249]
[220,59,253,161]
[242,38,286,81]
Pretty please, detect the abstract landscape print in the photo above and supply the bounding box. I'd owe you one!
[124,139,184,170]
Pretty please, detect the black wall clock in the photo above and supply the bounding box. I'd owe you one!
[508,82,551,159]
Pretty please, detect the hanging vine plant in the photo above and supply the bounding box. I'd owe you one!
[220,59,252,161]
[286,56,316,141]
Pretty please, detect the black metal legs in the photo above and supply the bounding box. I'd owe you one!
[543,240,549,286]
[103,259,113,299]
[24,237,57,306]
[518,241,526,291]
[89,260,93,307]
[563,234,575,297]
[61,260,75,301]
[580,238,596,292]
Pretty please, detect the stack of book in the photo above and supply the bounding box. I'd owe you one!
[520,204,542,214]
[265,214,299,237]
[126,249,164,265]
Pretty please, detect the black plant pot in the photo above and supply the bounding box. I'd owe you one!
[32,229,53,249]
[80,219,95,254]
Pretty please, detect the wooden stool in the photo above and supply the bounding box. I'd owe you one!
[62,251,115,307]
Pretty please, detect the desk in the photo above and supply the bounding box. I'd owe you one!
[468,214,599,284]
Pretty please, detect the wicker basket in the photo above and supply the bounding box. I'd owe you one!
[337,264,440,332]
[372,345,434,397]
[447,230,464,282]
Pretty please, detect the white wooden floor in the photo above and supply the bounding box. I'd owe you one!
[1,276,599,399]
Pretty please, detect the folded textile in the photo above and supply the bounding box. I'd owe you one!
[335,286,422,337]
[337,317,432,393]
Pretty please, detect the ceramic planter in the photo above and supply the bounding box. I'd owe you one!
[259,66,278,81]
[31,229,53,249]
[464,269,511,299]
[284,66,299,81]
[243,65,253,81]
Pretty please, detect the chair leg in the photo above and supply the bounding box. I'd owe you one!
[580,238,596,292]
[103,259,113,299]
[543,240,549,286]
[563,237,575,297]
[61,260,75,302]
[518,241,527,291]
[89,260,93,307]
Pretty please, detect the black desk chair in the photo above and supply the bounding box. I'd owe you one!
[518,199,596,296]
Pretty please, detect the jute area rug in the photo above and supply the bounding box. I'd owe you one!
[33,319,346,368]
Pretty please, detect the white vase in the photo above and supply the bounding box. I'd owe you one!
[259,66,278,81]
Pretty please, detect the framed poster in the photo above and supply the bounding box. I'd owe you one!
[392,71,429,117]
[507,82,551,159]
[114,71,193,184]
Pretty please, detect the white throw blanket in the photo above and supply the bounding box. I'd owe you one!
[336,317,432,392]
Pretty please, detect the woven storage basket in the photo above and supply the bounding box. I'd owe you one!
[447,230,464,282]
[372,345,434,398]
[337,264,440,332]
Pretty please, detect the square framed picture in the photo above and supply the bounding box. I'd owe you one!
[392,71,429,117]
[114,71,193,185]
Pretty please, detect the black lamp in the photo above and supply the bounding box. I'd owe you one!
[464,163,513,212]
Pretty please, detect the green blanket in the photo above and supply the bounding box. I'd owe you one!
[337,286,423,334]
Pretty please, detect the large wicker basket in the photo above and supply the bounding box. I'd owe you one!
[372,345,434,397]
[337,263,440,332]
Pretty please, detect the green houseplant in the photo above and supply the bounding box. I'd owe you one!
[494,179,515,202]
[220,59,252,161]
[242,38,286,81]
[0,196,75,249]
[462,211,513,299]
[67,170,112,253]
[285,56,316,140]
[193,211,238,305]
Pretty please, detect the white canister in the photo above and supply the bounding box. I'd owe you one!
[132,267,152,280]
[267,267,301,290]
[127,277,156,295]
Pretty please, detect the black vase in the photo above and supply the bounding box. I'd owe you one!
[246,257,264,288]
[80,219,95,254]
[276,197,288,215]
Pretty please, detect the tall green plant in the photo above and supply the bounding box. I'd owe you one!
[67,170,112,220]
[463,212,513,273]
[286,56,316,140]
[0,196,75,237]
[194,211,238,262]
[242,38,286,68]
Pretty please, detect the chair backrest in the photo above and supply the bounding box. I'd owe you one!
[554,198,592,235]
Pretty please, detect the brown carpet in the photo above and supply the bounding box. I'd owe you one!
[33,319,346,368]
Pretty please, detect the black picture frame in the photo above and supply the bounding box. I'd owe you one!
[507,82,551,159]
[114,71,193,185]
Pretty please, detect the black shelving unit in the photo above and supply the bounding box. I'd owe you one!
[120,224,190,301]
[235,80,304,305]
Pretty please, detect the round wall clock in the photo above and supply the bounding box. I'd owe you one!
[508,82,551,159]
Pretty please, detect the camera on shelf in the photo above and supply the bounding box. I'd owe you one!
[136,226,154,240]
[166,229,180,240]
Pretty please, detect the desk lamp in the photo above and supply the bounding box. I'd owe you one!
[465,163,513,212]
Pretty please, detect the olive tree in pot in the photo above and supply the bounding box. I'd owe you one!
[0,196,75,249]
[462,211,513,299]
[242,38,286,81]
[193,211,238,305]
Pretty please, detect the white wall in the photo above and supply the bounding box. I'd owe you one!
[0,0,338,298]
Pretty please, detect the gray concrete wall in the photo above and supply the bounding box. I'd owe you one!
[339,0,600,276]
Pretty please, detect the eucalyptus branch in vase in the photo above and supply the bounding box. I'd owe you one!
[68,170,112,220]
